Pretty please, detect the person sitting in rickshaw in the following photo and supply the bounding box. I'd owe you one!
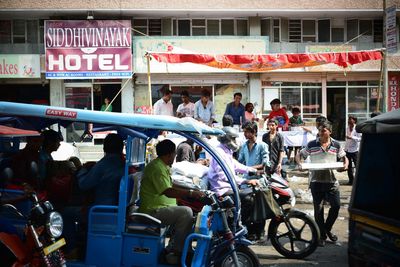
[138,139,205,265]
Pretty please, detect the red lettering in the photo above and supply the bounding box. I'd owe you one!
[46,109,77,118]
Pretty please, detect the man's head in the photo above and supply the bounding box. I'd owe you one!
[348,116,357,126]
[200,89,211,104]
[217,127,240,152]
[267,119,278,132]
[103,133,124,155]
[180,90,190,104]
[222,114,234,127]
[371,111,381,118]
[156,139,176,166]
[242,121,258,141]
[315,115,327,128]
[162,89,172,102]
[292,107,300,116]
[318,121,332,139]
[233,92,242,105]
[25,135,43,151]
[245,102,254,112]
[41,129,62,153]
[270,98,281,111]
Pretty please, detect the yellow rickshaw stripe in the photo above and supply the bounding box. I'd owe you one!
[351,214,400,236]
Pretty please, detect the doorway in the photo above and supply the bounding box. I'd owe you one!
[327,87,346,140]
[93,84,121,112]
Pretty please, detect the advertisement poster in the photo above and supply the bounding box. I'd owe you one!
[388,72,400,111]
[0,54,40,78]
[45,20,132,79]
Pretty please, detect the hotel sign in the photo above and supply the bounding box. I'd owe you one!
[45,20,132,79]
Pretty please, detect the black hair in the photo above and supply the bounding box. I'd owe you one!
[156,139,176,157]
[315,116,327,127]
[270,98,281,105]
[370,111,381,118]
[222,114,234,127]
[201,89,211,97]
[163,89,172,96]
[242,121,258,134]
[245,102,254,111]
[318,121,332,132]
[180,90,189,97]
[267,119,278,125]
[41,129,63,146]
[103,133,124,154]
[348,115,358,123]
[234,92,242,98]
[292,107,300,114]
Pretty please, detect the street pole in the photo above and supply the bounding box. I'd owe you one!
[383,0,388,112]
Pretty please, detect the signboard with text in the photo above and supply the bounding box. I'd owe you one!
[45,20,132,79]
[386,6,397,54]
[388,72,400,111]
[0,54,40,78]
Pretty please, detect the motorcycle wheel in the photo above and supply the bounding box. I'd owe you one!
[268,209,319,259]
[214,245,260,267]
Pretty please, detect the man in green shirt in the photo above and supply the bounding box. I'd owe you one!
[138,139,205,264]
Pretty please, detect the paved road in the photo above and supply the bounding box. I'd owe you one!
[251,167,353,266]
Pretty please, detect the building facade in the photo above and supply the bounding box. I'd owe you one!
[0,0,399,140]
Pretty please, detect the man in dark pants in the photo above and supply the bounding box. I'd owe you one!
[344,116,362,185]
[296,121,348,246]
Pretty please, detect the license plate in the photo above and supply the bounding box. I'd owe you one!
[43,238,66,256]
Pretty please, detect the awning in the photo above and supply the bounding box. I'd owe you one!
[148,50,383,72]
[0,125,40,137]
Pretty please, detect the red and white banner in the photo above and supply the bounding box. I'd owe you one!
[45,20,132,79]
[149,50,382,72]
[388,72,400,111]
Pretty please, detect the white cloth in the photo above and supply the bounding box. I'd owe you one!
[176,102,195,118]
[153,98,173,116]
[344,126,362,153]
[194,100,215,124]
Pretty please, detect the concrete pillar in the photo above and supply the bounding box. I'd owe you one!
[49,79,64,107]
[322,75,327,117]
[249,17,261,36]
[248,73,262,112]
[121,78,134,113]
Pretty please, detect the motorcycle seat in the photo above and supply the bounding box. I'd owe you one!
[126,212,166,237]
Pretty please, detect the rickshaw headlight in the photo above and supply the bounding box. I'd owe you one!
[46,212,63,238]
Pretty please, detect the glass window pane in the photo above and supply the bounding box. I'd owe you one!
[273,28,280,42]
[281,87,301,112]
[236,19,248,36]
[318,19,330,42]
[178,20,190,36]
[332,28,344,42]
[0,20,11,43]
[348,87,367,113]
[369,86,383,113]
[261,19,270,36]
[360,20,373,36]
[347,19,358,42]
[207,20,219,35]
[302,87,322,114]
[149,19,161,36]
[303,36,316,42]
[273,19,279,27]
[133,19,147,27]
[221,19,234,35]
[13,20,25,35]
[192,27,205,36]
[192,19,205,27]
[133,27,147,36]
[302,20,315,35]
[27,20,38,43]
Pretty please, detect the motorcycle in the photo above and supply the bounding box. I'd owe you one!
[240,173,320,259]
[0,187,66,267]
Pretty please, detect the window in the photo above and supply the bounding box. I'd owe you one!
[133,19,147,36]
[207,20,220,35]
[178,20,190,36]
[148,19,162,36]
[373,19,383,42]
[236,19,248,36]
[13,20,26,43]
[273,19,280,42]
[133,19,162,36]
[302,20,316,42]
[261,19,270,36]
[27,20,38,43]
[221,19,234,35]
[192,19,206,36]
[289,19,301,42]
[0,20,11,43]
[347,19,359,42]
[331,28,344,42]
[302,85,321,114]
[359,20,373,36]
[318,19,330,42]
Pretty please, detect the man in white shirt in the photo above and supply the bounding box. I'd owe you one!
[176,90,195,118]
[344,116,362,185]
[153,89,174,116]
[194,89,215,126]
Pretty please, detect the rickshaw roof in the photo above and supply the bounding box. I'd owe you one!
[356,109,400,134]
[0,125,40,137]
[0,101,224,137]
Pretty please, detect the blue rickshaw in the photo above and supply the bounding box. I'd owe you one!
[0,101,259,267]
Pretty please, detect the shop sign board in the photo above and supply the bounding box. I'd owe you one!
[45,20,132,79]
[386,6,397,54]
[0,54,40,78]
[388,72,400,111]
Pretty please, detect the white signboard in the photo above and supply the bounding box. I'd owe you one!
[386,6,397,54]
[0,54,40,78]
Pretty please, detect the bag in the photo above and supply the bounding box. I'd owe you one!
[249,187,281,223]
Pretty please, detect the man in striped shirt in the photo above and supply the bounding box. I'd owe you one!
[296,121,348,247]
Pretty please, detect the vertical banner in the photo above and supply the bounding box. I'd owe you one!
[388,72,400,111]
[45,20,132,79]
[386,6,397,54]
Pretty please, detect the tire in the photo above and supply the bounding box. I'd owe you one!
[214,245,260,267]
[268,209,320,259]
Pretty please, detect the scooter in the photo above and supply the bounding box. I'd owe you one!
[240,174,320,259]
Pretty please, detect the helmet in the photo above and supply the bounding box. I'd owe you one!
[217,127,240,152]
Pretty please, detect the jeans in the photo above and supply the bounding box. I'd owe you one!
[345,151,358,184]
[150,206,193,253]
[310,182,340,240]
